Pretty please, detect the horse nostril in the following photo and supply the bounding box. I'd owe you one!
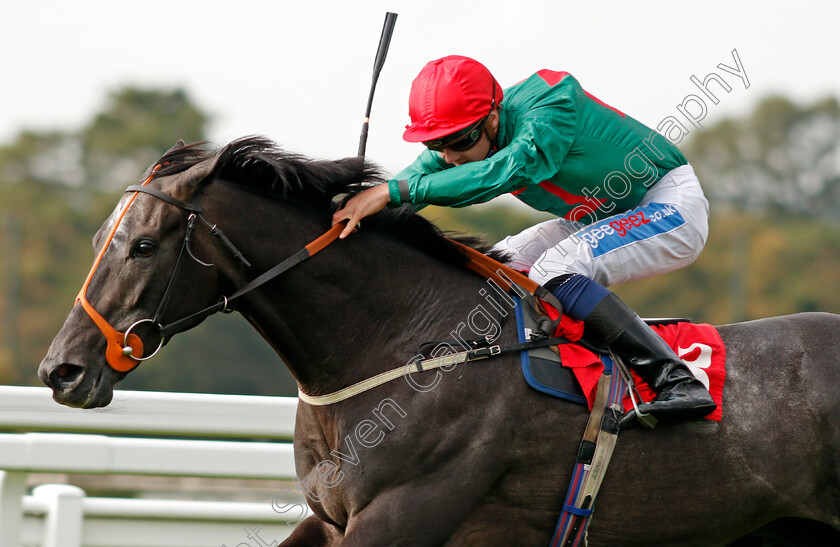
[51,363,85,390]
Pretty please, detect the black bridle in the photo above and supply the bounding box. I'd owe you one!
[112,182,345,370]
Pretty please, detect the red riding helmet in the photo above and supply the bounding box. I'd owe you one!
[403,55,503,143]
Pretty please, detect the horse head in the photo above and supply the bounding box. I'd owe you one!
[39,140,229,408]
[39,137,385,408]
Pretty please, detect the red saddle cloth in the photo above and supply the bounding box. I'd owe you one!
[547,308,727,421]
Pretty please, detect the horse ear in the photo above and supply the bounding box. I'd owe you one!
[165,140,187,154]
[139,140,193,181]
[170,155,221,195]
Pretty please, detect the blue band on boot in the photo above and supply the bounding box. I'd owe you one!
[549,274,610,321]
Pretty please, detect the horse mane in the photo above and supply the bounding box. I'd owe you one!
[149,137,508,265]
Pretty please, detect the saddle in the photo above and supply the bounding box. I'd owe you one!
[515,292,726,421]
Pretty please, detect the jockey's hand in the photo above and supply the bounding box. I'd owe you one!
[332,184,391,239]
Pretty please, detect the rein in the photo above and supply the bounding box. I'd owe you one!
[155,219,345,340]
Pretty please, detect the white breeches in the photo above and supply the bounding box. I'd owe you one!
[491,165,709,287]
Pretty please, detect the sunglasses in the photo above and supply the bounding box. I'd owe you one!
[423,115,489,152]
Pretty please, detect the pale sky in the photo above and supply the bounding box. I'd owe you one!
[2,0,838,176]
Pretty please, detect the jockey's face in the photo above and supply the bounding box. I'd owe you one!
[438,109,500,166]
[440,133,491,165]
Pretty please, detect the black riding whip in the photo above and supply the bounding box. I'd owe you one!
[358,12,397,157]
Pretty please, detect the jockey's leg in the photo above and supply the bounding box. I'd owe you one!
[490,218,577,273]
[545,273,716,426]
[524,165,715,426]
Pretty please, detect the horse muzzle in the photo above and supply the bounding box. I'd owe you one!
[39,307,121,409]
[38,356,116,408]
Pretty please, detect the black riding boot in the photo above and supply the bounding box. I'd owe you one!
[584,293,717,428]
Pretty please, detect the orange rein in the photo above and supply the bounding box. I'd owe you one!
[447,239,540,295]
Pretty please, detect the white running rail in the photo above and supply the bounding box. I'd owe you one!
[0,386,304,547]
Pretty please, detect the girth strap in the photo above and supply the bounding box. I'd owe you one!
[298,334,573,406]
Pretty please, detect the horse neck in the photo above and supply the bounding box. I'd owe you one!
[258,237,489,393]
[210,197,492,395]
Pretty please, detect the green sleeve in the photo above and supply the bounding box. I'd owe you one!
[389,103,577,208]
[387,149,448,207]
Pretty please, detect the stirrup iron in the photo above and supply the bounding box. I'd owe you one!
[613,353,658,429]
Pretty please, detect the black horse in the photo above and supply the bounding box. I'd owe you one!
[40,138,840,546]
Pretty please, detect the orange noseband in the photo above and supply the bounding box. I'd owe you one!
[73,167,163,372]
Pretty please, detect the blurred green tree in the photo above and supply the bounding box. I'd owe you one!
[685,96,840,222]
[81,88,207,191]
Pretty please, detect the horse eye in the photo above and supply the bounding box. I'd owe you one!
[133,239,157,258]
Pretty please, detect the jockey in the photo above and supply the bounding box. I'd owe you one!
[333,55,715,426]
